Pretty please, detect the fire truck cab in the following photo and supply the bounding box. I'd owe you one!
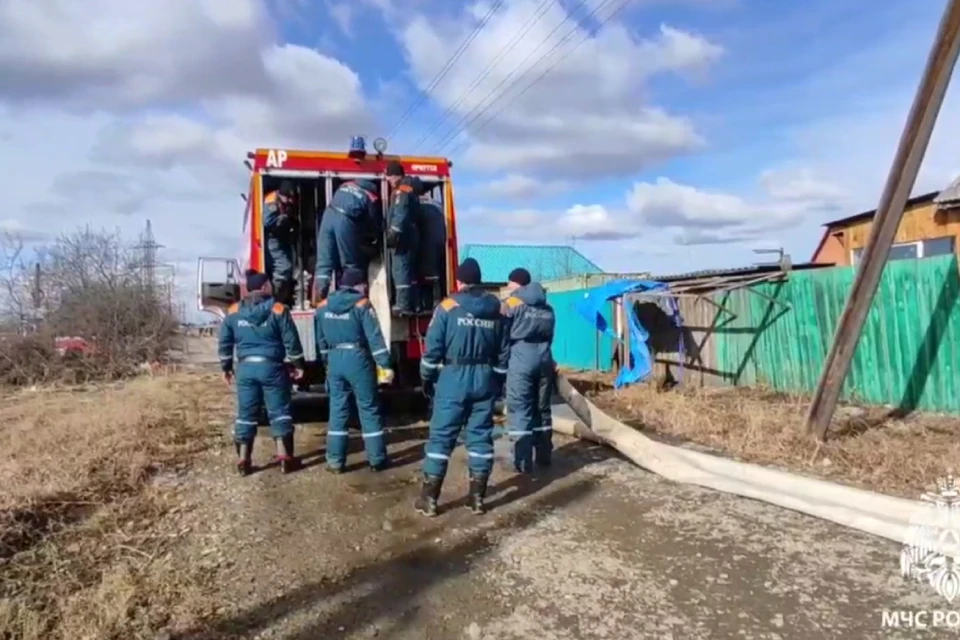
[196,137,459,394]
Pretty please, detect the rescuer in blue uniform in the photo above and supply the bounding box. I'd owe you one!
[314,268,395,473]
[417,196,446,311]
[415,258,509,517]
[218,270,306,475]
[264,181,298,305]
[315,179,381,301]
[501,268,557,472]
[385,161,422,315]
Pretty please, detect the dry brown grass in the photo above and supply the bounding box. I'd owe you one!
[0,372,230,639]
[570,373,960,499]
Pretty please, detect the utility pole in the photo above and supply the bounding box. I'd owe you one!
[805,0,960,441]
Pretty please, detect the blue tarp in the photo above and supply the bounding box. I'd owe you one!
[573,279,684,389]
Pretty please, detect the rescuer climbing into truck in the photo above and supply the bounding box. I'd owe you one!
[415,258,509,517]
[385,161,423,315]
[315,179,382,301]
[501,268,557,473]
[263,181,298,305]
[218,270,306,475]
[314,267,395,473]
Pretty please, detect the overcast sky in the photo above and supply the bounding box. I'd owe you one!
[2,0,959,322]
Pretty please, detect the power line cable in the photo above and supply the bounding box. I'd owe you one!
[432,0,593,153]
[443,0,632,157]
[411,0,556,152]
[385,0,506,140]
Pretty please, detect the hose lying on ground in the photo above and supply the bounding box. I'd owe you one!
[551,374,928,547]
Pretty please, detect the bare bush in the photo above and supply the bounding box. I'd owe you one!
[0,227,181,385]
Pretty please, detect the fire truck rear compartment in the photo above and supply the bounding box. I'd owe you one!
[259,174,445,394]
[260,174,448,313]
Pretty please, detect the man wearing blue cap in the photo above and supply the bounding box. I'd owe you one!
[501,267,557,472]
[314,267,395,473]
[218,270,306,475]
[415,257,509,517]
[315,179,382,302]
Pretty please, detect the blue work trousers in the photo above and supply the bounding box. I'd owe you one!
[325,349,387,468]
[423,369,496,479]
[507,364,555,472]
[391,230,419,313]
[316,212,368,298]
[233,360,294,442]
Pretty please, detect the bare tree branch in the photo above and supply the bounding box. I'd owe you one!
[0,227,181,385]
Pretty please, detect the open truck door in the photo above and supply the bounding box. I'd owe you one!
[197,257,242,319]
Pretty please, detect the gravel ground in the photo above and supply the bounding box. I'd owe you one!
[150,410,956,640]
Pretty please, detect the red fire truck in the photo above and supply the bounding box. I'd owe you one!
[196,137,459,394]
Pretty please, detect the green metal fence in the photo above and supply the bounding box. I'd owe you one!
[713,255,960,413]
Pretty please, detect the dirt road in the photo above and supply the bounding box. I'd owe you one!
[152,402,951,640]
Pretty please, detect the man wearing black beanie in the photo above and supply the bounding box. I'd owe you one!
[218,270,306,475]
[415,257,509,516]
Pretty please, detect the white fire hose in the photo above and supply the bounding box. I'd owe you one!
[551,373,935,549]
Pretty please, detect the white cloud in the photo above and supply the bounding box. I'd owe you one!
[91,42,374,180]
[393,1,723,177]
[327,2,355,37]
[785,83,960,211]
[455,2,960,270]
[462,201,637,243]
[628,178,762,228]
[627,167,848,239]
[0,0,270,109]
[0,0,379,322]
[0,219,51,243]
[559,204,632,240]
[462,165,848,247]
[758,167,847,205]
[480,173,570,200]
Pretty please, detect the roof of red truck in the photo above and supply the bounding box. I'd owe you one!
[250,148,452,177]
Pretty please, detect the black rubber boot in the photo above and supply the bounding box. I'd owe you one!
[235,440,253,476]
[414,474,443,517]
[467,473,489,515]
[276,434,302,474]
[370,458,392,472]
[514,459,534,474]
